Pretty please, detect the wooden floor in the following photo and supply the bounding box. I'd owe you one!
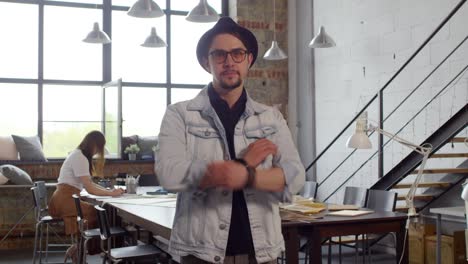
[0,246,397,264]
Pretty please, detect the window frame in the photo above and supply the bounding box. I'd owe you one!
[0,0,228,158]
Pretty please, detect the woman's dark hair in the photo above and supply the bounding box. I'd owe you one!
[78,130,106,175]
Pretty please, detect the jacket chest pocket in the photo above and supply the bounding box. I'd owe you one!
[244,125,277,168]
[187,126,223,160]
[244,125,277,140]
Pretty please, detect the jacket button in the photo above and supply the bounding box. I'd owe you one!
[219,224,226,230]
[222,190,229,196]
[214,256,221,262]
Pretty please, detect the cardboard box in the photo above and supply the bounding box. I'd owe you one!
[425,235,454,264]
[409,223,436,264]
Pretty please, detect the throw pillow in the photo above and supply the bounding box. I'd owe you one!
[121,135,138,160]
[0,171,9,185]
[11,135,47,161]
[0,164,33,185]
[137,136,158,160]
[0,136,19,160]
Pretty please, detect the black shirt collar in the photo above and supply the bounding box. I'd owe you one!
[207,83,247,114]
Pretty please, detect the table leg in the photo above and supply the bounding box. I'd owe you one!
[283,226,299,264]
[436,213,441,264]
[396,221,409,264]
[308,228,321,264]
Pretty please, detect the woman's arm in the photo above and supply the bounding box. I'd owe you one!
[80,176,124,197]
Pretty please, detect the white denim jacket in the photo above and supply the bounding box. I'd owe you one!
[156,86,305,263]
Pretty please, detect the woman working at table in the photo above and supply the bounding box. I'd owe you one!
[48,130,124,262]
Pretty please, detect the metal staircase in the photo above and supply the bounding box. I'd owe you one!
[307,0,468,210]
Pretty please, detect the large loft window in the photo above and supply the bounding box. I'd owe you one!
[0,0,227,159]
[0,2,38,78]
[44,5,102,80]
[42,85,102,158]
[0,83,38,136]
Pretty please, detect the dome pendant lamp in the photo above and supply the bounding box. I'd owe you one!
[141,27,167,48]
[186,0,219,23]
[128,0,164,18]
[263,0,287,60]
[309,26,336,48]
[83,22,111,44]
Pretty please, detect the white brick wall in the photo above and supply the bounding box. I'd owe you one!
[312,0,468,201]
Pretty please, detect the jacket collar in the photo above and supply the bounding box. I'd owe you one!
[186,84,268,117]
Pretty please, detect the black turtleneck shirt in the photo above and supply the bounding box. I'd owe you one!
[207,84,254,256]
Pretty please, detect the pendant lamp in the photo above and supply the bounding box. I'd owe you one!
[128,0,164,18]
[83,22,111,44]
[186,0,219,23]
[263,0,287,60]
[141,27,167,48]
[309,26,336,48]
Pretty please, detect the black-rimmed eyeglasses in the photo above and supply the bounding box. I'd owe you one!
[209,49,249,64]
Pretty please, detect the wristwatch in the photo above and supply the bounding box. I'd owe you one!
[234,158,256,187]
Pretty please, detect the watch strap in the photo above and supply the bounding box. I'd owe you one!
[233,158,256,187]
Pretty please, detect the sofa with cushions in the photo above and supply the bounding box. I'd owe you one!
[0,134,157,250]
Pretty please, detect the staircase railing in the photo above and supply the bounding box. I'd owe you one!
[306,0,468,201]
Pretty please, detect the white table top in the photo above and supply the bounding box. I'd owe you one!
[430,206,466,218]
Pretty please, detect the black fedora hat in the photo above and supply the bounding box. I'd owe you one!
[196,16,258,72]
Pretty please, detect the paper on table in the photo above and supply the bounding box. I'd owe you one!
[327,204,360,211]
[109,197,176,205]
[327,209,374,216]
[280,204,325,214]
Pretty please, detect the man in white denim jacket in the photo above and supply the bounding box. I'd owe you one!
[156,17,305,264]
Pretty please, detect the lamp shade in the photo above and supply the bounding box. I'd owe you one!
[83,22,111,44]
[309,26,336,48]
[263,40,288,60]
[141,27,167,48]
[346,111,372,149]
[128,0,164,18]
[346,133,372,149]
[186,0,219,23]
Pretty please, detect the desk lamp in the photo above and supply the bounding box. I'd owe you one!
[346,111,432,219]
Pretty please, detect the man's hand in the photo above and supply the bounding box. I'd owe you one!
[243,138,278,167]
[202,161,248,190]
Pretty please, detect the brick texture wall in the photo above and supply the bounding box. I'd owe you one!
[236,0,289,120]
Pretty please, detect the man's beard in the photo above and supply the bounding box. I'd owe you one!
[219,75,242,90]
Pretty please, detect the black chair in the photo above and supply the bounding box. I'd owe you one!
[337,189,398,263]
[71,194,128,264]
[31,185,72,264]
[299,181,318,200]
[95,205,162,263]
[329,186,369,263]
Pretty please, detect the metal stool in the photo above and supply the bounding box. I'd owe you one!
[31,184,72,264]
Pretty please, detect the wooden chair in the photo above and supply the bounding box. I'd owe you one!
[94,205,162,263]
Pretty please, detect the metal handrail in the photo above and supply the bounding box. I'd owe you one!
[316,33,468,188]
[323,64,468,201]
[306,0,467,176]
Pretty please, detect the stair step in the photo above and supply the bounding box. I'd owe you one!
[396,206,409,212]
[410,168,468,174]
[451,137,467,143]
[393,182,452,189]
[430,153,468,158]
[397,194,433,201]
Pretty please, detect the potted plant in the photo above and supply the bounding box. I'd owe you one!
[124,144,140,160]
